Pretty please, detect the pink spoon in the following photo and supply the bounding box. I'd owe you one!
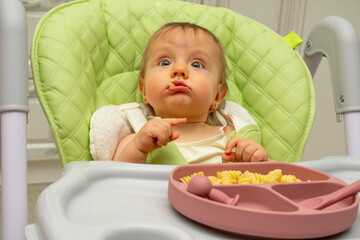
[187,175,240,206]
[299,179,360,210]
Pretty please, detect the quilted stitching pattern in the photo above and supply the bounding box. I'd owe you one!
[32,0,315,166]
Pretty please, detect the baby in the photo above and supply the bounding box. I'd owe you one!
[113,22,269,164]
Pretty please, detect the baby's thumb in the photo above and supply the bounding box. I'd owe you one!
[169,131,180,142]
[222,152,235,162]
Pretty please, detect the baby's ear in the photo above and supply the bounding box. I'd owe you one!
[215,84,228,103]
[139,78,148,104]
[139,78,146,95]
[138,77,144,91]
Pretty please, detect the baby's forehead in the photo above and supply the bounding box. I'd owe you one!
[155,27,212,42]
[149,27,220,52]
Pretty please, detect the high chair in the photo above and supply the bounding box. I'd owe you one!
[31,0,316,166]
[1,0,360,239]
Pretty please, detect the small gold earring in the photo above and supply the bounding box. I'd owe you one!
[143,96,148,104]
[211,102,219,111]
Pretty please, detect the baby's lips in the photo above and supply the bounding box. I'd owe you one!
[168,81,191,91]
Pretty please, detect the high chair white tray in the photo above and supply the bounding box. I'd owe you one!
[26,157,360,240]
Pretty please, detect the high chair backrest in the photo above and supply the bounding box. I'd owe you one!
[31,0,315,166]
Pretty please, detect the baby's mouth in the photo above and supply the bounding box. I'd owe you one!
[168,81,190,92]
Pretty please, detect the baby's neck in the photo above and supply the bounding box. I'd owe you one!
[172,121,221,142]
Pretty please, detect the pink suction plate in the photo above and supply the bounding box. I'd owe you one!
[168,162,359,239]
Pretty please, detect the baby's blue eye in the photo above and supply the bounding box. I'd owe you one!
[191,62,203,68]
[159,60,171,66]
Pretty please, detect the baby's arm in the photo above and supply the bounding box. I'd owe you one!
[113,118,186,163]
[222,137,269,162]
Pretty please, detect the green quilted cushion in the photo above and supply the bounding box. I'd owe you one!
[31,0,315,166]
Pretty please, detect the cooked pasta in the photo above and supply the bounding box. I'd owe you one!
[267,169,282,181]
[180,169,302,184]
[280,174,302,183]
[217,170,241,184]
[238,171,277,184]
[208,176,222,185]
[180,171,204,184]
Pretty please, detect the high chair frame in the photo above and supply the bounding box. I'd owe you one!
[1,0,29,239]
[303,16,360,156]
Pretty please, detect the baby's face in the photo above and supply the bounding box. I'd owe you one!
[140,29,224,122]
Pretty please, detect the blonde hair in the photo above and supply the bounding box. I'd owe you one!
[138,22,228,89]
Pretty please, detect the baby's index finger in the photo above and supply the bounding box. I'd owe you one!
[165,118,187,126]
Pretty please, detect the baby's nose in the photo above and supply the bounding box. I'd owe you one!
[170,64,188,79]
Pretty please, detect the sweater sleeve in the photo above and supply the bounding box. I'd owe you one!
[229,124,261,144]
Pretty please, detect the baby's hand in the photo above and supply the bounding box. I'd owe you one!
[133,118,186,154]
[222,137,268,162]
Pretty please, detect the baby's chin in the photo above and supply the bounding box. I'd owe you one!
[155,110,189,119]
[152,100,210,118]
